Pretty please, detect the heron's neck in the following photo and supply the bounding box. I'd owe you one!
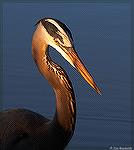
[32,26,76,135]
[43,52,76,131]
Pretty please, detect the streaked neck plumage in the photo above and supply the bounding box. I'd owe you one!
[32,22,76,138]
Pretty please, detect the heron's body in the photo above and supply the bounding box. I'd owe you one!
[0,108,72,150]
[0,18,100,150]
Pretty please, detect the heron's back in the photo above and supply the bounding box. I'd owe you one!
[0,108,50,150]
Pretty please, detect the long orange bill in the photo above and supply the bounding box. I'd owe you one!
[68,49,101,95]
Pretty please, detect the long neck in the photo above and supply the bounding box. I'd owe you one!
[32,24,76,134]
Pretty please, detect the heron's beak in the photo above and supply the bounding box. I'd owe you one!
[67,48,101,95]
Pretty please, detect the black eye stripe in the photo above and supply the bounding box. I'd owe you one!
[42,21,59,34]
[35,18,73,41]
[41,20,64,44]
[51,18,73,41]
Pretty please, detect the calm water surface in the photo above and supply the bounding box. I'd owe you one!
[1,2,132,150]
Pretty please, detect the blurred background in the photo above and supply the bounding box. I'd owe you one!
[1,2,132,149]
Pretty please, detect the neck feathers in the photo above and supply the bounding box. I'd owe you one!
[44,53,76,132]
[32,22,76,134]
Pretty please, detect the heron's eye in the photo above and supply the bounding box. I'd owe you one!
[54,38,64,47]
[54,38,59,44]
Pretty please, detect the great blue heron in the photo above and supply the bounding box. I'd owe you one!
[0,18,101,150]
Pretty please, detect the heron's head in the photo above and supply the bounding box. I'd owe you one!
[35,18,101,94]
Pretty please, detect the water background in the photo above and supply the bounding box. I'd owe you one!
[1,2,132,149]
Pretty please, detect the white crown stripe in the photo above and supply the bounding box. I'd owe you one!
[45,19,69,39]
[44,19,72,47]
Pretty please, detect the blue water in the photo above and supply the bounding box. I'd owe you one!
[1,2,132,149]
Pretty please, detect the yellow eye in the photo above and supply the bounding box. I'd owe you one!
[54,39,59,45]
